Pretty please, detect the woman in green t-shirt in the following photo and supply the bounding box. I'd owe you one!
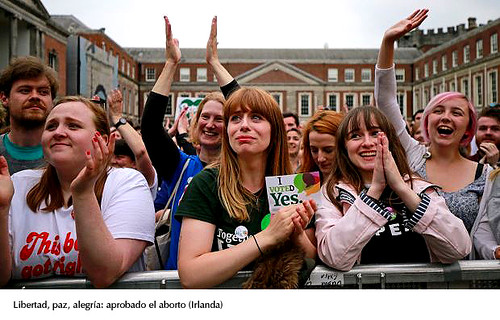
[177,86,317,288]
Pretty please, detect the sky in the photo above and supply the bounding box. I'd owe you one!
[41,0,500,49]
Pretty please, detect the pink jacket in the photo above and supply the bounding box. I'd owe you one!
[315,179,472,271]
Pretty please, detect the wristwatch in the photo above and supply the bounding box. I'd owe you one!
[114,117,127,129]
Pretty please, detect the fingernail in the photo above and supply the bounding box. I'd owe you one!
[96,131,101,137]
[93,137,98,142]
[86,151,91,156]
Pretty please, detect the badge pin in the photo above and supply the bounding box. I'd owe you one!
[234,226,248,239]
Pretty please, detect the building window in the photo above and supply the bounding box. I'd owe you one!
[452,50,458,67]
[344,69,354,82]
[424,89,429,106]
[397,92,405,117]
[441,55,447,71]
[464,45,470,63]
[327,93,338,111]
[127,63,130,77]
[298,93,312,116]
[196,92,208,98]
[48,50,58,71]
[415,67,419,81]
[165,93,174,116]
[361,69,371,82]
[178,92,191,98]
[344,93,355,110]
[121,58,125,73]
[180,68,190,82]
[474,75,483,107]
[462,78,469,98]
[128,89,133,115]
[395,69,405,82]
[439,83,446,93]
[270,92,283,111]
[432,60,438,75]
[491,33,498,54]
[489,71,498,103]
[450,80,456,92]
[476,39,483,59]
[197,68,207,82]
[145,68,156,82]
[327,68,338,82]
[424,63,429,78]
[361,94,371,106]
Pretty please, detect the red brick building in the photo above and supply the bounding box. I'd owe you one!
[128,17,499,124]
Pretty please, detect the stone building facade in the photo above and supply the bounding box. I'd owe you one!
[0,0,68,95]
[51,14,140,124]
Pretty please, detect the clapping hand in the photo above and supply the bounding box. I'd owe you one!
[0,157,13,210]
[70,132,116,196]
[206,16,219,66]
[479,142,500,167]
[378,132,405,192]
[165,16,181,65]
[368,133,387,199]
[108,89,123,123]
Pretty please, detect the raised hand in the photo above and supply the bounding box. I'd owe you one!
[206,16,219,66]
[383,9,429,43]
[165,16,181,65]
[108,89,123,123]
[0,157,13,209]
[70,132,116,196]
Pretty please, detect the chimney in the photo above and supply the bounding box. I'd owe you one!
[468,17,477,30]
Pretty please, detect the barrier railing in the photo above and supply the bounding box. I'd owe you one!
[7,260,500,289]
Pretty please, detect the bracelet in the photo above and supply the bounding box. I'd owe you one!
[251,235,263,257]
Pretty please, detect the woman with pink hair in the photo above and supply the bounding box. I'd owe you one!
[374,9,493,254]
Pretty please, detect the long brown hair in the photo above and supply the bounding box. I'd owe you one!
[26,96,111,212]
[300,110,344,174]
[325,106,413,209]
[217,87,291,221]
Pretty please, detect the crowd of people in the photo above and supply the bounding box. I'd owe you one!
[0,9,500,288]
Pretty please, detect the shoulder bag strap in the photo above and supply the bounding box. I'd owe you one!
[157,158,191,225]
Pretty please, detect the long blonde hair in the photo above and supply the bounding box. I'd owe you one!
[26,96,111,212]
[217,87,291,221]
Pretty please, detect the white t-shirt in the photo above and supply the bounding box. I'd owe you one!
[8,167,155,281]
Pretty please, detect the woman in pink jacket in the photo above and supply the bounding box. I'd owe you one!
[315,106,471,271]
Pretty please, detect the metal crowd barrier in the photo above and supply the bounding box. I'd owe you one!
[6,260,500,289]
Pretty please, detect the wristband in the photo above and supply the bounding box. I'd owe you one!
[252,235,263,257]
